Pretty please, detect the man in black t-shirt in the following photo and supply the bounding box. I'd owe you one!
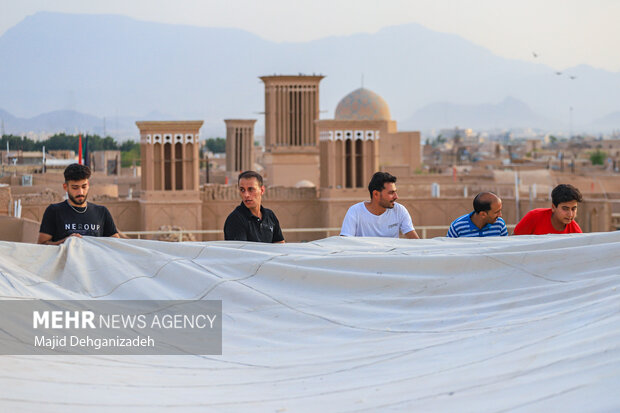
[224,171,284,243]
[38,163,120,245]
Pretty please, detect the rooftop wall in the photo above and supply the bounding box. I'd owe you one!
[0,216,39,243]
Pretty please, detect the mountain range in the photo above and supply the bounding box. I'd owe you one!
[0,108,173,140]
[1,12,619,139]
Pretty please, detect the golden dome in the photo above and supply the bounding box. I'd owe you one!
[334,88,391,121]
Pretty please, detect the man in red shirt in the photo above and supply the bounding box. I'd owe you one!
[514,184,583,235]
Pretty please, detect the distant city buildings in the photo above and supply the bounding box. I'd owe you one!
[1,72,619,242]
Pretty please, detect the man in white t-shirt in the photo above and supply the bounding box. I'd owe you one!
[340,172,420,239]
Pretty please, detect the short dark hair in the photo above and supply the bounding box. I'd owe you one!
[64,163,91,182]
[238,170,264,186]
[551,184,582,206]
[473,192,498,214]
[368,172,397,199]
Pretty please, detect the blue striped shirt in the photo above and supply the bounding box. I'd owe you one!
[447,212,508,238]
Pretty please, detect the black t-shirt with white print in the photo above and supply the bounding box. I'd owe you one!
[39,200,118,242]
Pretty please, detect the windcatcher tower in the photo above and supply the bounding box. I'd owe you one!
[260,75,324,186]
[225,119,256,182]
[136,121,203,232]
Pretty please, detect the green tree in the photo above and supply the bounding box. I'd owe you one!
[44,133,80,151]
[205,137,226,153]
[3,133,144,167]
[34,133,121,152]
[1,134,39,151]
[120,140,139,152]
[589,149,606,166]
[120,140,141,168]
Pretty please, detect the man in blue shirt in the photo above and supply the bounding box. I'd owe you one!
[447,192,508,238]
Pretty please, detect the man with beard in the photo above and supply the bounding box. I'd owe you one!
[340,172,420,239]
[37,163,119,245]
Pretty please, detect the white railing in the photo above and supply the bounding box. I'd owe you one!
[122,225,517,242]
[122,228,343,242]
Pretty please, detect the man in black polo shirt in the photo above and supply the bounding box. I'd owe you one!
[38,163,120,245]
[224,171,284,243]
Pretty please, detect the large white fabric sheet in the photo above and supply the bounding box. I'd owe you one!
[0,232,619,412]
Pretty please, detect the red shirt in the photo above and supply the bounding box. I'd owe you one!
[513,208,582,235]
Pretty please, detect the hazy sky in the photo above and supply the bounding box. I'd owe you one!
[1,0,619,72]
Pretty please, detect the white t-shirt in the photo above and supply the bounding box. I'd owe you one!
[340,202,415,238]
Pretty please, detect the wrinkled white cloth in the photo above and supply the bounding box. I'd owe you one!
[0,232,619,412]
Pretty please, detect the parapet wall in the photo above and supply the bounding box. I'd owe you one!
[202,184,318,201]
[0,185,11,215]
[0,216,40,243]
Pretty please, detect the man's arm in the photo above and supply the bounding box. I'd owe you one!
[271,214,285,244]
[38,205,58,244]
[340,206,357,236]
[223,213,247,241]
[37,205,79,244]
[37,232,56,245]
[37,232,81,245]
[101,207,120,238]
[446,222,459,238]
[399,204,418,239]
[499,219,509,236]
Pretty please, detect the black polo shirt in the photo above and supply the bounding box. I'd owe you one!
[224,202,284,243]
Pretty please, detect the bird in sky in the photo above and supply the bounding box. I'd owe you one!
[570,76,577,80]
[555,71,563,75]
[532,52,538,58]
